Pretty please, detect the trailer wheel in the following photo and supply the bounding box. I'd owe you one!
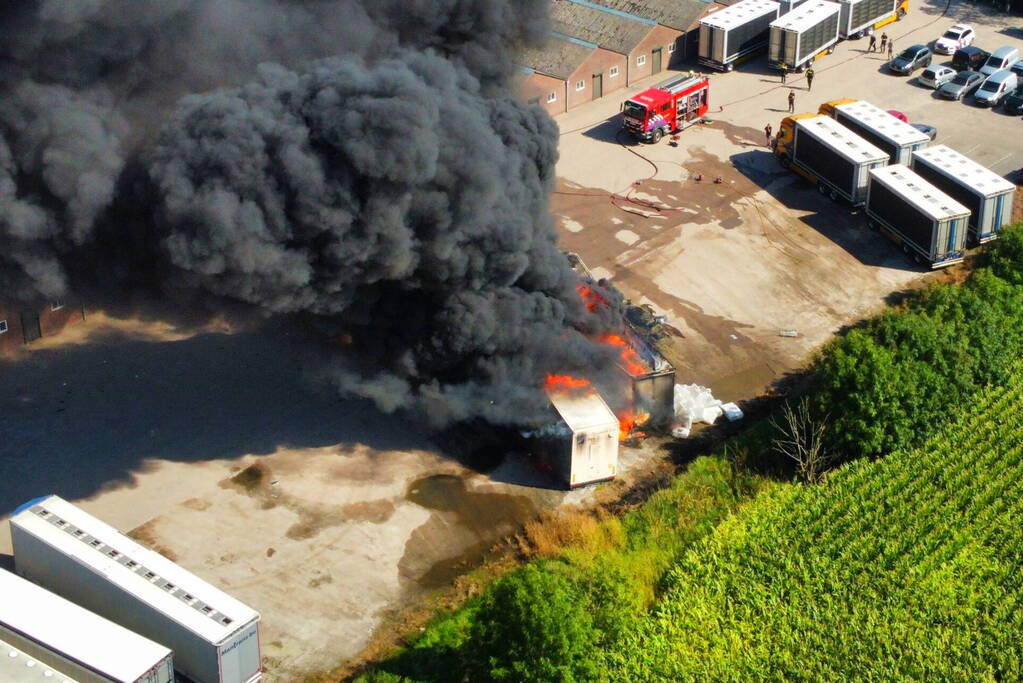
[829,188,839,201]
[913,252,924,265]
[727,63,734,72]
[651,128,663,143]
[817,183,828,196]
[896,6,906,19]
[902,243,910,254]
[867,220,877,231]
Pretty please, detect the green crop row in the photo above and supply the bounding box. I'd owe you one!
[612,373,1023,680]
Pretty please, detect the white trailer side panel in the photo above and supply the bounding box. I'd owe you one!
[836,0,898,37]
[547,390,619,487]
[10,497,261,683]
[769,0,841,68]
[0,566,173,683]
[219,621,261,683]
[911,144,1015,241]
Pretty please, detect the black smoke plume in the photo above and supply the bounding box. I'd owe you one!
[1,1,623,426]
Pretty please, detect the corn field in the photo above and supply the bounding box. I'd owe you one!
[612,375,1023,680]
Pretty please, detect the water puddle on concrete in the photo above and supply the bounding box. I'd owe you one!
[402,474,537,589]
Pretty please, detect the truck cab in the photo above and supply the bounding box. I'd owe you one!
[621,74,709,143]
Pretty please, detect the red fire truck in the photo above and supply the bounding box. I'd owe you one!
[621,74,710,143]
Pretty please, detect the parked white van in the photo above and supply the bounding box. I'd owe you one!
[980,46,1020,76]
[974,69,1018,107]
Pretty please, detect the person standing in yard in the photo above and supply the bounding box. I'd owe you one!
[880,32,888,53]
[788,90,795,113]
[868,33,877,52]
[780,63,788,84]
[888,40,894,60]
[806,67,815,91]
[765,123,773,147]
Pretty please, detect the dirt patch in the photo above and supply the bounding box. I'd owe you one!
[181,497,211,511]
[128,519,178,562]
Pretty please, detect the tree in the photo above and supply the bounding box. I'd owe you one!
[467,564,600,682]
[772,397,833,484]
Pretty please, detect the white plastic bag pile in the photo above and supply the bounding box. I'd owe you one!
[671,383,743,438]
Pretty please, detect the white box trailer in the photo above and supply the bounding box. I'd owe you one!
[699,0,781,71]
[866,164,970,267]
[777,114,889,205]
[768,0,841,71]
[544,389,619,488]
[777,0,811,14]
[835,0,899,38]
[10,496,261,683]
[911,145,1016,244]
[0,567,173,683]
[821,99,930,164]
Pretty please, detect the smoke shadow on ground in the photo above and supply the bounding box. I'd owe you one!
[729,149,921,271]
[0,319,429,513]
[581,117,632,144]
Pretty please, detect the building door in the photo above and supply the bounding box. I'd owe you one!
[20,310,41,343]
[592,72,603,99]
[652,48,663,75]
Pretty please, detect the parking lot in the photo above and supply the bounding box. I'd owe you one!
[553,0,1023,397]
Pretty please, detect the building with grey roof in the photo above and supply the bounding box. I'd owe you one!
[516,32,629,114]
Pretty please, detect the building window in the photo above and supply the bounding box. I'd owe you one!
[637,55,647,67]
[0,320,6,334]
[547,91,557,103]
[575,80,585,91]
[668,40,676,53]
[609,66,619,78]
[50,299,65,311]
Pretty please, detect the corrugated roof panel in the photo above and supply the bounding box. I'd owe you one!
[771,0,840,31]
[702,0,780,30]
[799,115,889,163]
[834,100,930,146]
[870,165,971,220]
[913,145,1015,196]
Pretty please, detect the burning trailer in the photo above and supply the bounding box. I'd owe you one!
[604,328,676,429]
[534,379,620,489]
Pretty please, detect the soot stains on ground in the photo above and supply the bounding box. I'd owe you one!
[400,473,537,588]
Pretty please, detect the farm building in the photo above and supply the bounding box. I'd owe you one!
[590,0,715,62]
[10,496,261,683]
[0,297,85,357]
[517,33,627,114]
[0,567,173,683]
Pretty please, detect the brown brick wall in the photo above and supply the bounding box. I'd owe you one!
[518,72,567,118]
[0,306,22,356]
[0,298,85,356]
[628,25,684,85]
[565,47,628,111]
[39,299,85,337]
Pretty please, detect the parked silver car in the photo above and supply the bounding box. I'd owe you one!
[937,70,984,100]
[919,65,957,88]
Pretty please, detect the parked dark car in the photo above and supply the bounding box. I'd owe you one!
[1003,85,1023,115]
[952,45,989,72]
[910,122,938,140]
[938,70,984,100]
[890,45,932,75]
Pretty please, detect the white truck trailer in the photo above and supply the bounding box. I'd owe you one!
[774,113,889,205]
[819,99,930,165]
[835,0,901,38]
[1,635,78,683]
[911,145,1016,244]
[544,388,619,488]
[866,164,970,267]
[768,0,841,71]
[0,566,173,683]
[10,496,261,683]
[699,0,781,71]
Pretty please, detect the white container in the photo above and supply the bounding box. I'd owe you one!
[911,145,1015,243]
[866,164,971,267]
[699,0,781,70]
[546,389,620,488]
[0,566,173,683]
[788,115,889,205]
[10,496,261,683]
[825,100,930,165]
[835,0,898,38]
[768,0,841,70]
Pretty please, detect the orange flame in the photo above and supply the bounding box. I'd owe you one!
[545,374,592,392]
[617,410,651,441]
[601,333,647,376]
[576,284,605,313]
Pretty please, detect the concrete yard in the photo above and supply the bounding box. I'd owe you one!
[553,0,1023,398]
[1,0,1021,680]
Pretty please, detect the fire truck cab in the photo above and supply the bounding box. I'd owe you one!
[621,74,710,143]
